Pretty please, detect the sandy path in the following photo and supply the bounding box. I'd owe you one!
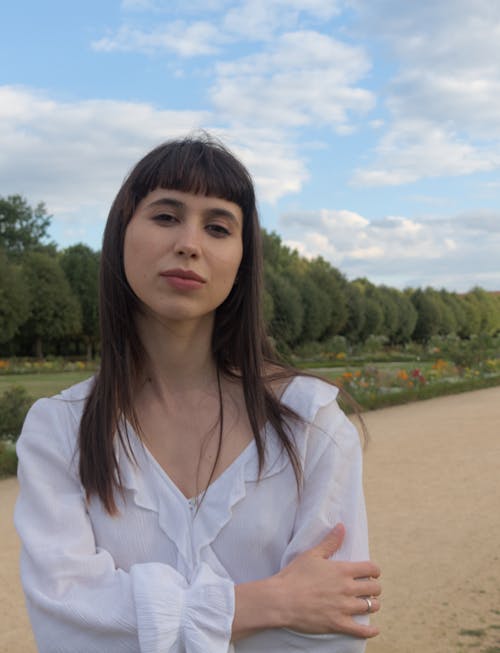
[1,387,499,652]
[0,477,36,653]
[363,386,500,653]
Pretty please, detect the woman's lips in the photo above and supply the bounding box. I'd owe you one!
[160,268,206,290]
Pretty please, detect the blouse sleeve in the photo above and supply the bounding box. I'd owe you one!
[14,398,235,653]
[279,392,370,652]
[282,397,369,566]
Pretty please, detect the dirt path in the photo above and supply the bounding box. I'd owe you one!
[0,477,35,653]
[1,387,499,652]
[363,386,500,653]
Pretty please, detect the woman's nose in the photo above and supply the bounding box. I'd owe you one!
[173,223,202,258]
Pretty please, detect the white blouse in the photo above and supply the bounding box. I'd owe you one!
[15,375,370,653]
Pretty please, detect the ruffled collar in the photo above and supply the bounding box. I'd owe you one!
[112,375,339,567]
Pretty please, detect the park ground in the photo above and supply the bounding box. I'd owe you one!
[1,387,499,653]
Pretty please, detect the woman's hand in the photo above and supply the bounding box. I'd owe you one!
[274,523,381,638]
[232,523,381,641]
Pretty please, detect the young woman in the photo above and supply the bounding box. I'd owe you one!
[15,135,381,653]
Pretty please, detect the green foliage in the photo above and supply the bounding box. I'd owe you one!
[360,297,384,341]
[392,291,418,344]
[0,249,30,343]
[410,288,441,342]
[297,275,332,342]
[21,252,82,357]
[341,283,366,343]
[0,440,18,477]
[0,385,33,440]
[261,231,302,274]
[59,244,100,358]
[468,287,500,335]
[438,333,497,371]
[439,289,466,335]
[459,294,482,337]
[307,258,348,337]
[0,194,53,258]
[264,264,303,349]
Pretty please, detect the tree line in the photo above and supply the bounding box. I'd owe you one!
[1,194,499,359]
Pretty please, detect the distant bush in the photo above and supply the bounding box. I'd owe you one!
[0,385,33,440]
[0,440,17,477]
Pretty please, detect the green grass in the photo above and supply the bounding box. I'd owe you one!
[0,371,93,400]
[457,625,500,653]
[459,629,486,637]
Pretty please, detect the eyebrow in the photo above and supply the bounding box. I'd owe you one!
[146,197,241,224]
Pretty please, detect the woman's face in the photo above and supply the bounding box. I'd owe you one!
[123,188,243,328]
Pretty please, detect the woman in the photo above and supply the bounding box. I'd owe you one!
[15,135,381,653]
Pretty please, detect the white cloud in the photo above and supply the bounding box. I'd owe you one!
[0,86,207,245]
[92,21,224,57]
[211,30,374,131]
[352,0,500,186]
[222,0,341,40]
[94,0,343,59]
[0,86,311,246]
[280,207,500,291]
[352,119,500,186]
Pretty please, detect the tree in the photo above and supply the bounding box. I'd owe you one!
[307,258,348,337]
[358,296,384,342]
[340,283,366,344]
[0,195,53,258]
[468,287,500,335]
[458,294,482,338]
[376,286,400,342]
[60,244,100,359]
[21,252,82,358]
[391,290,418,344]
[0,249,30,343]
[410,288,442,343]
[261,230,302,275]
[264,264,303,350]
[352,279,384,342]
[439,290,466,336]
[297,274,333,343]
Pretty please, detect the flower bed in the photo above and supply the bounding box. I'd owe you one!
[0,358,97,375]
[322,358,500,411]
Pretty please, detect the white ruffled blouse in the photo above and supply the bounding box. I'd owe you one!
[15,375,370,653]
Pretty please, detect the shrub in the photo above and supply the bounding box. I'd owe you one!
[0,440,17,477]
[0,385,33,440]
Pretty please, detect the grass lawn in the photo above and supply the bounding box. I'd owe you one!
[0,372,94,400]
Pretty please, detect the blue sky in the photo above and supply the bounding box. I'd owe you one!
[1,0,500,291]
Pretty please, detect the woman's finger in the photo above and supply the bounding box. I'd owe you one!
[310,523,346,559]
[352,578,382,598]
[355,595,381,616]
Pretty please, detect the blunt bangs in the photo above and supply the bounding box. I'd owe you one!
[128,136,255,216]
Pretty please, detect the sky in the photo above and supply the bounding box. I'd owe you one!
[1,0,500,292]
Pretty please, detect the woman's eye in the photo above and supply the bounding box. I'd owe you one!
[207,223,230,237]
[153,213,177,224]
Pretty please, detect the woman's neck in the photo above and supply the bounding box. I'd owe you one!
[135,312,218,396]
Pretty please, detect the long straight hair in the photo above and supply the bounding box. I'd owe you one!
[79,135,302,514]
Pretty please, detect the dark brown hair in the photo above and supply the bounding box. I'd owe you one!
[79,134,303,513]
